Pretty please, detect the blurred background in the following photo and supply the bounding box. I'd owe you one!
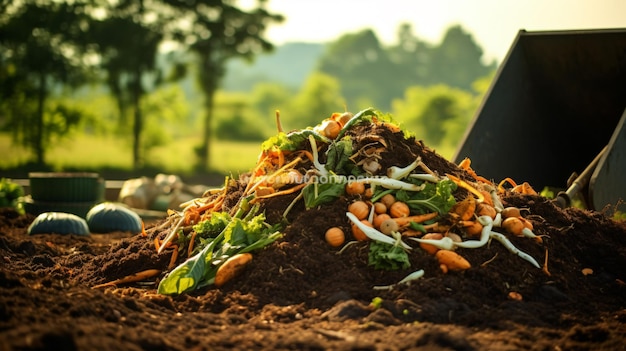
[1,0,625,186]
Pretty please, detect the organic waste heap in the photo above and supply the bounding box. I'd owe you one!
[80,107,624,322]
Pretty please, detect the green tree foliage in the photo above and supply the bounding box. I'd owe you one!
[213,92,268,141]
[428,25,495,90]
[166,0,284,171]
[287,72,346,129]
[87,1,169,169]
[391,85,477,150]
[317,29,400,111]
[250,82,294,121]
[0,1,92,165]
[317,23,496,113]
[140,85,189,163]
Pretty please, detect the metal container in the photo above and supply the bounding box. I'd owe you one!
[453,28,626,211]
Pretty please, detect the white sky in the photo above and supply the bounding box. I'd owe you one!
[257,0,626,62]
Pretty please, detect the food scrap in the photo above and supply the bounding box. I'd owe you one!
[145,108,547,294]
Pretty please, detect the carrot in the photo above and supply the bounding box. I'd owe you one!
[250,182,308,203]
[391,212,439,227]
[154,237,161,251]
[419,233,443,255]
[92,269,161,289]
[497,177,518,194]
[436,249,471,273]
[168,245,179,270]
[446,173,485,203]
[450,196,476,221]
[458,157,491,184]
[187,231,197,257]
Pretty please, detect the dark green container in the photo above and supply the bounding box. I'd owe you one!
[28,172,104,203]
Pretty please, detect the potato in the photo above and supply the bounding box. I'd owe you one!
[214,253,253,287]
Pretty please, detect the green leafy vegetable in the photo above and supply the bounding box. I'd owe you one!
[335,107,378,140]
[395,178,457,214]
[261,129,329,152]
[302,180,346,209]
[324,137,355,175]
[158,206,282,295]
[368,236,410,270]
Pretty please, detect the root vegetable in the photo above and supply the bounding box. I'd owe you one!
[411,215,493,250]
[489,231,540,268]
[348,200,370,220]
[361,177,426,191]
[436,249,471,272]
[346,212,411,249]
[325,227,346,247]
[373,202,387,214]
[373,213,391,229]
[501,207,521,218]
[446,173,485,203]
[387,156,421,180]
[380,219,400,235]
[351,219,373,241]
[476,203,497,219]
[345,181,365,196]
[418,233,443,255]
[389,201,410,218]
[460,220,483,237]
[450,196,476,221]
[380,193,396,208]
[373,269,425,290]
[215,253,253,287]
[391,212,439,227]
[502,216,540,242]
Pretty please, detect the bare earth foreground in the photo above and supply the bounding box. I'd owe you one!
[1,119,625,350]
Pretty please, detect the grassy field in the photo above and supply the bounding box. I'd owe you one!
[0,132,457,179]
[0,133,262,176]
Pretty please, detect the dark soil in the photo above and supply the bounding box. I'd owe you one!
[1,122,625,350]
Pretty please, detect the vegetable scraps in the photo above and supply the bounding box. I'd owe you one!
[157,203,282,295]
[148,107,546,295]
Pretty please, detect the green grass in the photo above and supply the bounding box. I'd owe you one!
[0,133,262,175]
[0,132,458,177]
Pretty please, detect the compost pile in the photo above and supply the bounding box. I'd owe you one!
[1,109,625,351]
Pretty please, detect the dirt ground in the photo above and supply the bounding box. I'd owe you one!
[1,120,625,350]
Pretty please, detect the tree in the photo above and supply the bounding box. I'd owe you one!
[428,25,495,90]
[317,29,400,111]
[287,72,345,129]
[88,1,168,169]
[391,84,475,149]
[250,82,294,121]
[0,1,92,165]
[166,0,284,171]
[388,22,432,88]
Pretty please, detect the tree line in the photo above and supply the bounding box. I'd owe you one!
[1,0,496,173]
[0,0,282,171]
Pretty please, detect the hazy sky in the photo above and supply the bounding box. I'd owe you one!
[256,0,626,62]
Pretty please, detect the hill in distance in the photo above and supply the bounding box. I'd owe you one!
[222,42,326,91]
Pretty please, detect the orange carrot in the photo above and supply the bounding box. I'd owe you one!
[187,231,197,258]
[250,182,308,203]
[391,212,439,227]
[168,245,179,270]
[447,173,485,203]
